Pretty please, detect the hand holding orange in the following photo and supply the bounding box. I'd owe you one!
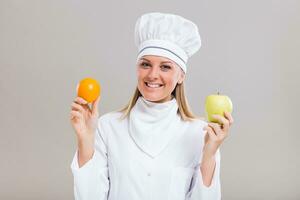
[77,77,101,103]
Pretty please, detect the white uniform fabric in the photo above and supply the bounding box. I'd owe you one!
[71,96,221,200]
[134,12,202,74]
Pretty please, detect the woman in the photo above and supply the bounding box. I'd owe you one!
[70,12,234,200]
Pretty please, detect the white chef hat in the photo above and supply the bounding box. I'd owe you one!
[134,12,201,73]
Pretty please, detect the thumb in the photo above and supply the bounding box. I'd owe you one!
[204,126,217,141]
[91,95,100,117]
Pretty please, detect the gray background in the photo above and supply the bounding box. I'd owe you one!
[0,0,299,199]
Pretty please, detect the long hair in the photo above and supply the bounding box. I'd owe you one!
[116,81,204,122]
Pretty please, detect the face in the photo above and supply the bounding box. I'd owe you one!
[136,55,185,103]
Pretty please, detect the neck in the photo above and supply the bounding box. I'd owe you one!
[142,94,175,103]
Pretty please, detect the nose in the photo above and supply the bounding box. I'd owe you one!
[147,66,160,79]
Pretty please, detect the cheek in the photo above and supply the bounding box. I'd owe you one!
[164,76,178,88]
[136,69,144,80]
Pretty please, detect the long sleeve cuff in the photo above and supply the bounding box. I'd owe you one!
[70,150,109,200]
[187,148,221,200]
[71,149,97,172]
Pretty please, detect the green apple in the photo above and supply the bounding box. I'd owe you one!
[205,93,233,123]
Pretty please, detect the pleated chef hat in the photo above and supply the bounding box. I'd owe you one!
[134,12,201,73]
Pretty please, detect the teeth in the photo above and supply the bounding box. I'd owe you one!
[146,82,162,88]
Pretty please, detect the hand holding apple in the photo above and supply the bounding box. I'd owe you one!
[202,92,234,155]
[200,93,234,187]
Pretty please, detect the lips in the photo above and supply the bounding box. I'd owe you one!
[144,82,164,88]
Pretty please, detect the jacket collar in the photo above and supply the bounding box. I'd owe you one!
[129,95,182,158]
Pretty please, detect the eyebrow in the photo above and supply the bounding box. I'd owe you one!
[140,58,173,64]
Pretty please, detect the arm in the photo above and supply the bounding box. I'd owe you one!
[77,135,95,168]
[200,147,217,187]
[186,148,221,200]
[70,118,110,200]
[186,112,234,199]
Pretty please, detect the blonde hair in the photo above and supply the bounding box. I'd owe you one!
[116,81,204,122]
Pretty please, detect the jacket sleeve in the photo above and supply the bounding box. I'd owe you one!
[186,148,221,200]
[70,117,110,200]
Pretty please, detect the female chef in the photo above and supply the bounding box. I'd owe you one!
[70,12,234,200]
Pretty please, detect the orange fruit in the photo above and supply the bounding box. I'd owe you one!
[77,77,101,103]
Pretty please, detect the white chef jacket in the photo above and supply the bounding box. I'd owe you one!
[70,96,221,200]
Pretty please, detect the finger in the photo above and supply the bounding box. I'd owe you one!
[211,114,229,132]
[208,122,223,136]
[71,102,85,113]
[74,96,88,105]
[224,111,234,126]
[204,126,217,140]
[70,110,83,120]
[70,112,78,120]
[91,95,100,117]
[72,101,91,115]
[74,97,91,113]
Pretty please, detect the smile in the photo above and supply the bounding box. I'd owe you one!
[145,82,164,89]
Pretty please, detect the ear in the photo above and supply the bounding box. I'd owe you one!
[178,71,185,84]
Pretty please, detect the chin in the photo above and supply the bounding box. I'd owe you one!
[142,93,170,103]
[142,94,161,102]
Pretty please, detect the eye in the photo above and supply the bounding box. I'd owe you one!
[140,62,150,68]
[161,65,171,70]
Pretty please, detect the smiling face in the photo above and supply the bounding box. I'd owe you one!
[136,55,185,103]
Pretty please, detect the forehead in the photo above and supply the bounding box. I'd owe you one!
[140,55,174,63]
